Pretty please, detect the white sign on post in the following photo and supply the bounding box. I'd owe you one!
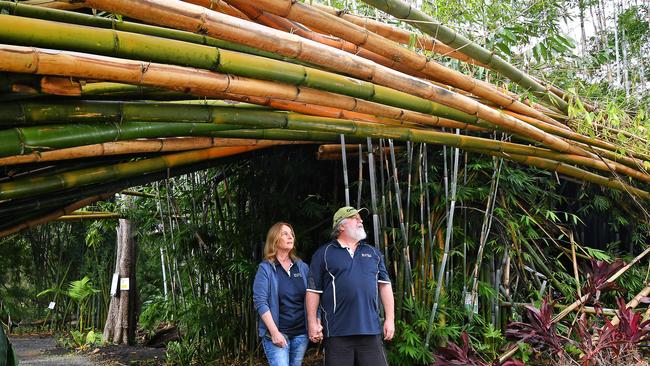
[120,277,130,291]
[110,272,119,296]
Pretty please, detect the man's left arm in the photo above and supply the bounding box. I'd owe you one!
[376,250,395,341]
[379,282,394,341]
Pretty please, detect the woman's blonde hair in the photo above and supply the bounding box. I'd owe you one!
[263,222,298,262]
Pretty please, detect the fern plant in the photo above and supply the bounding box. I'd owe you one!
[67,276,99,333]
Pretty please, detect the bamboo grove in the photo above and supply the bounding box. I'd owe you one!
[0,0,649,364]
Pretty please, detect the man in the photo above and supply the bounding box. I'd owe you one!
[306,206,395,366]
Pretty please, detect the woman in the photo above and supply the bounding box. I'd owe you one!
[253,222,310,366]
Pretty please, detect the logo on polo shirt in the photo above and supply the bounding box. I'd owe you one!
[361,253,372,258]
[293,273,302,278]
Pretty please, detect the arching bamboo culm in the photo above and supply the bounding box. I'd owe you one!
[70,0,584,155]
[359,0,570,113]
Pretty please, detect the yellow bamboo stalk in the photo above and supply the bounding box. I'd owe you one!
[209,91,487,131]
[56,213,122,221]
[608,285,650,327]
[74,0,587,157]
[183,0,249,19]
[0,137,311,166]
[208,0,431,79]
[310,3,485,67]
[242,0,568,129]
[0,45,486,133]
[22,0,85,10]
[504,108,650,164]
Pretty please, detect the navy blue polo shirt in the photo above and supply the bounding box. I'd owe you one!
[307,240,391,337]
[275,261,307,336]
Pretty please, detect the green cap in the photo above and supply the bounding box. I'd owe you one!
[332,206,367,228]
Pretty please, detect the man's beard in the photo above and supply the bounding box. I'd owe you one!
[350,226,367,241]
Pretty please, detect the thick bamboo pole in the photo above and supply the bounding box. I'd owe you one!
[0,145,264,200]
[504,109,650,164]
[244,0,567,129]
[205,1,373,56]
[310,3,482,66]
[209,0,431,79]
[71,0,583,156]
[608,285,650,327]
[0,23,478,127]
[3,99,646,182]
[310,8,579,119]
[199,108,650,189]
[0,122,244,157]
[0,2,291,64]
[182,0,248,20]
[359,0,569,112]
[0,150,265,220]
[211,92,485,131]
[1,101,648,188]
[80,82,188,99]
[22,0,84,10]
[79,83,489,132]
[0,138,311,165]
[56,213,122,221]
[0,97,482,136]
[0,44,502,137]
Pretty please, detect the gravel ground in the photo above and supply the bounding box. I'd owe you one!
[9,335,96,366]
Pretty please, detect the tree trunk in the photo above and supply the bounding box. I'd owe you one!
[103,216,137,345]
[578,0,587,55]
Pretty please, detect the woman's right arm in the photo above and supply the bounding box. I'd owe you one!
[253,265,287,348]
[259,311,287,348]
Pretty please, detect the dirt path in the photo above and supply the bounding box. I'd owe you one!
[9,335,97,366]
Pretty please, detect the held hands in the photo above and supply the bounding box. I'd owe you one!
[270,331,288,348]
[308,318,323,343]
[383,318,395,341]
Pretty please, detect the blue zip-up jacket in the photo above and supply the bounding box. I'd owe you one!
[253,258,310,337]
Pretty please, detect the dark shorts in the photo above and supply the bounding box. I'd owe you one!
[324,335,388,366]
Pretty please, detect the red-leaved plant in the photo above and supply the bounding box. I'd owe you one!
[432,332,485,366]
[576,298,650,365]
[432,332,524,366]
[582,259,626,301]
[506,297,566,358]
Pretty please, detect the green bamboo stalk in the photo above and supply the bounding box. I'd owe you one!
[0,45,492,138]
[0,1,295,65]
[0,145,265,200]
[66,0,584,155]
[0,100,280,126]
[0,15,473,124]
[0,122,243,157]
[0,137,309,166]
[0,150,277,229]
[249,0,565,128]
[360,0,569,112]
[2,101,647,184]
[81,82,188,99]
[466,148,650,200]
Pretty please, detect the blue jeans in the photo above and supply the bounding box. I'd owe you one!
[262,334,308,366]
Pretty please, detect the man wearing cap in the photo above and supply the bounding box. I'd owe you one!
[306,206,394,366]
